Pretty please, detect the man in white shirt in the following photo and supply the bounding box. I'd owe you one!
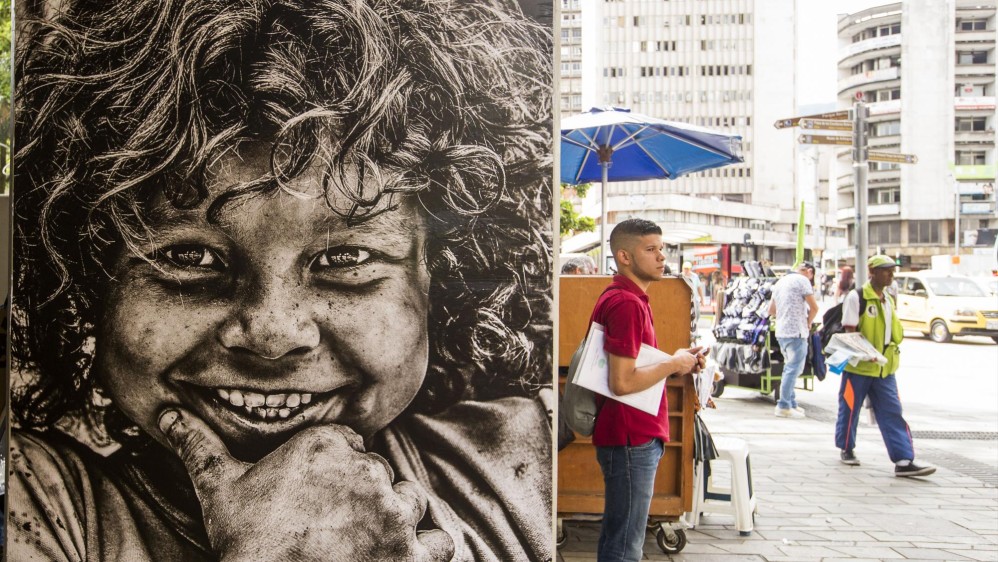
[767,262,819,418]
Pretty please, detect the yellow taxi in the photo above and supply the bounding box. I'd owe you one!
[895,272,998,343]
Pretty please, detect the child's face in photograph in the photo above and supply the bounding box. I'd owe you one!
[94,147,431,460]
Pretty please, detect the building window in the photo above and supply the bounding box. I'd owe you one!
[874,120,901,136]
[876,88,901,101]
[876,24,901,36]
[956,151,987,165]
[957,51,989,64]
[956,117,987,132]
[908,220,940,244]
[869,221,901,245]
[870,187,900,204]
[870,161,900,171]
[958,19,987,31]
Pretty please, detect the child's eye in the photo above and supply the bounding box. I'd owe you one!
[310,247,372,269]
[152,245,224,270]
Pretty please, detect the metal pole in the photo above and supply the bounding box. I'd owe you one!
[955,189,961,256]
[600,158,610,273]
[853,101,869,286]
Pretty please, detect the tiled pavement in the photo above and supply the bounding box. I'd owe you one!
[556,390,998,561]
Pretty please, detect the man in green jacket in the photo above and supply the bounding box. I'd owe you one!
[835,255,935,477]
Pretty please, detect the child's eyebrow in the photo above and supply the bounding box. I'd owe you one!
[310,208,419,248]
[144,211,204,230]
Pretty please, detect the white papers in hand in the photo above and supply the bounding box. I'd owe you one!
[571,322,672,415]
[824,333,888,366]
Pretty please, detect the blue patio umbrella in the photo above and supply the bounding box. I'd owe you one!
[561,106,743,266]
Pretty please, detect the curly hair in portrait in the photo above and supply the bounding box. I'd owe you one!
[11,0,553,446]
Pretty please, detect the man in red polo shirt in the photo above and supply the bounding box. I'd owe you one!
[591,218,704,561]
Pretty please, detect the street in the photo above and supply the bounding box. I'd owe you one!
[799,332,998,444]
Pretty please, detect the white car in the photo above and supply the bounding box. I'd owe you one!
[895,272,998,343]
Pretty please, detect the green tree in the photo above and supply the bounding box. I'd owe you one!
[560,183,595,238]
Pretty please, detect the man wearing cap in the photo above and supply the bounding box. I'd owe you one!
[767,261,819,418]
[835,254,935,477]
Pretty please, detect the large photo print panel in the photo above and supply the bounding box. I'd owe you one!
[8,0,553,559]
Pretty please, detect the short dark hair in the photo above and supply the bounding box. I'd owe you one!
[609,218,662,254]
[799,261,816,273]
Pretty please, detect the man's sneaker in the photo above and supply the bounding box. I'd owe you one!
[794,406,806,415]
[840,450,861,466]
[774,406,805,419]
[895,462,936,477]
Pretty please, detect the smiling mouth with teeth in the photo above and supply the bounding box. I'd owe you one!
[214,388,316,421]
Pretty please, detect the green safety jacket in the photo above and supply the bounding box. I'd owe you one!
[844,282,904,378]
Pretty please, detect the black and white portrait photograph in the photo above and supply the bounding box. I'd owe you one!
[7,0,554,559]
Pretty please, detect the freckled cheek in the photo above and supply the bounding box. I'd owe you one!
[98,290,225,385]
[319,280,430,368]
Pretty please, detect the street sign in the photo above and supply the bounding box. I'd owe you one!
[867,151,918,164]
[773,110,849,129]
[798,134,852,146]
[799,118,854,131]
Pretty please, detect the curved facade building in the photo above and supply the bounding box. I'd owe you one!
[837,1,996,267]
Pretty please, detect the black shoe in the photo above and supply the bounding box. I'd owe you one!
[895,462,936,477]
[840,450,860,466]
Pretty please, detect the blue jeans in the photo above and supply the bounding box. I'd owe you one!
[777,337,808,410]
[596,439,664,561]
[835,372,914,462]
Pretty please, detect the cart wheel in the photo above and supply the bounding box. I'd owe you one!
[656,527,687,554]
[556,528,568,548]
[711,379,725,398]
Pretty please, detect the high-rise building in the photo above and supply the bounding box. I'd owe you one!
[558,0,846,267]
[836,1,996,268]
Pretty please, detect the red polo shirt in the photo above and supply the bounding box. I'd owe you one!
[589,275,669,447]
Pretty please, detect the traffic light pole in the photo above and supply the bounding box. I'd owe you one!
[852,101,869,286]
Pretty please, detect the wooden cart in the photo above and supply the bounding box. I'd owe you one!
[556,276,696,554]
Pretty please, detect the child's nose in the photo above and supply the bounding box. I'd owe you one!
[216,278,320,360]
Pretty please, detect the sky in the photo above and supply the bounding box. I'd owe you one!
[795,0,891,107]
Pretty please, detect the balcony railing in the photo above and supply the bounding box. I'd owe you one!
[955,97,996,111]
[839,34,902,62]
[838,67,900,92]
[953,164,996,180]
[869,203,900,216]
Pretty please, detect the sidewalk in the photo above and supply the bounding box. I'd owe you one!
[557,382,998,561]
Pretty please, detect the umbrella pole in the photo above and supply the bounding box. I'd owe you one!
[600,159,609,274]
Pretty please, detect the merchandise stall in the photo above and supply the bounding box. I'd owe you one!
[709,262,817,399]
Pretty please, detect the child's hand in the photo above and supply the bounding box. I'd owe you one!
[158,408,454,562]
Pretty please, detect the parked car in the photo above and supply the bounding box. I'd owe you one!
[895,272,998,343]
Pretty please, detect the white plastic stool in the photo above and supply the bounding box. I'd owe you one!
[684,436,757,536]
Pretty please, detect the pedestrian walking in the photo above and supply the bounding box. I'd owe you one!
[834,265,855,304]
[767,262,819,418]
[835,255,935,477]
[589,219,704,562]
[682,261,706,315]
